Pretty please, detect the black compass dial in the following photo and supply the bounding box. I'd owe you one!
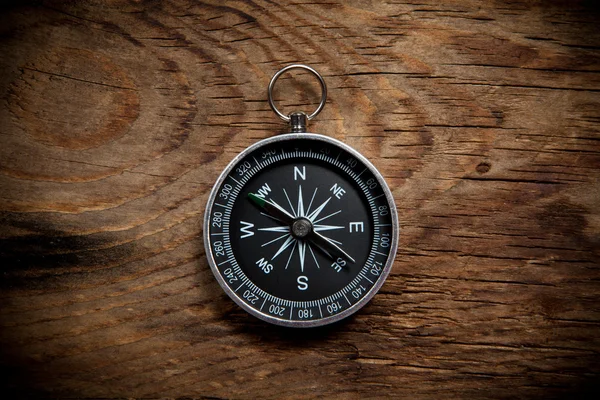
[205,134,398,327]
[231,158,372,301]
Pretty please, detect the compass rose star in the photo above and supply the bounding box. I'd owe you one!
[298,240,306,272]
[253,186,353,271]
[271,235,295,260]
[297,185,305,217]
[307,197,332,222]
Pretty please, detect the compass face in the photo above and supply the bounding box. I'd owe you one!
[204,133,398,327]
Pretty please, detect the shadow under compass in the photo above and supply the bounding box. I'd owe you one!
[224,307,364,347]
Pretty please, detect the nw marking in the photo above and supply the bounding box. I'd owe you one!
[255,183,271,199]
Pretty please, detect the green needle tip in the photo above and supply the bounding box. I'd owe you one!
[248,192,266,208]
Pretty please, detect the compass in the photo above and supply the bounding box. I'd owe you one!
[204,65,399,327]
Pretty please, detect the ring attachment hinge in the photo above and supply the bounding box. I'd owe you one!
[289,112,307,133]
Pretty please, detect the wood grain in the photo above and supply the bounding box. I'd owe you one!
[1,0,599,398]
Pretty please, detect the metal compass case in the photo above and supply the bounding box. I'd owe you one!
[204,65,399,327]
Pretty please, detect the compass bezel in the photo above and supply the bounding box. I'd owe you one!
[204,133,399,327]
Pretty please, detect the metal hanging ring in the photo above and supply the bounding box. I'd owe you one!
[268,64,327,122]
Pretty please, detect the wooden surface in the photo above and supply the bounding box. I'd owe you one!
[1,1,599,398]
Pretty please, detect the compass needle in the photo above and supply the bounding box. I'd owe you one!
[328,237,343,246]
[308,231,355,264]
[205,65,398,327]
[260,212,284,223]
[270,199,293,219]
[249,193,294,224]
[248,192,266,208]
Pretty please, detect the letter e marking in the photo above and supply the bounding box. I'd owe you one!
[349,222,364,233]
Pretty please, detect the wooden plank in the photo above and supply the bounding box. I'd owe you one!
[0,0,599,398]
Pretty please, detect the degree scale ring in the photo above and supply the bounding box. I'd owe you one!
[268,64,328,122]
